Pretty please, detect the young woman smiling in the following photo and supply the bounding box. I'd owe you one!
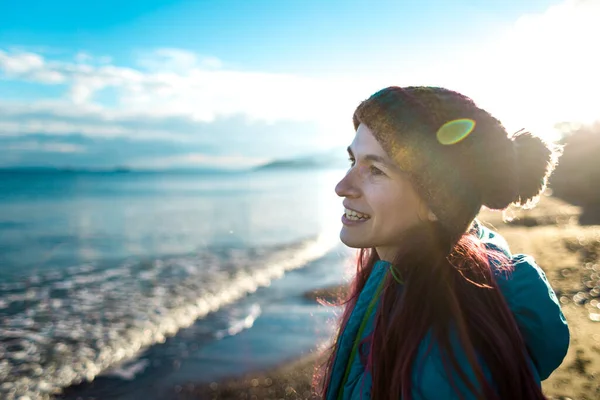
[316,86,569,399]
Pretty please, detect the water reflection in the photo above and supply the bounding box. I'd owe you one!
[0,168,345,273]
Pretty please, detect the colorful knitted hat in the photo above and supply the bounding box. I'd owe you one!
[352,86,561,239]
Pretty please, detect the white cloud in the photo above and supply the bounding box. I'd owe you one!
[437,0,600,139]
[0,98,327,167]
[0,47,373,126]
[75,51,93,64]
[136,48,222,72]
[0,102,197,141]
[0,50,44,74]
[130,152,269,169]
[6,140,86,153]
[0,0,598,152]
[75,51,113,66]
[0,50,68,84]
[0,119,131,137]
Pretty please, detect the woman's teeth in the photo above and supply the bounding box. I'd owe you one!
[345,208,370,220]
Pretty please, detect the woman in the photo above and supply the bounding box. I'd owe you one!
[315,86,569,399]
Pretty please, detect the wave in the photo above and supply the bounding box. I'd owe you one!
[102,358,151,381]
[214,303,262,340]
[0,231,338,400]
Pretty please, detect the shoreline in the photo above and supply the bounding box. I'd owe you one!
[176,345,328,400]
[174,284,345,400]
[177,196,599,399]
[54,268,349,400]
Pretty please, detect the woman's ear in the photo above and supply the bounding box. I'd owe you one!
[427,210,438,222]
[418,200,437,222]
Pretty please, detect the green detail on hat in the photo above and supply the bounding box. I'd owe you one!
[436,118,476,145]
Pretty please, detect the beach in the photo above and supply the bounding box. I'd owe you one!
[177,195,600,400]
[0,169,352,400]
[176,352,323,400]
[1,171,598,399]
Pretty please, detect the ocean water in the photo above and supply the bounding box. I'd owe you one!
[0,168,351,400]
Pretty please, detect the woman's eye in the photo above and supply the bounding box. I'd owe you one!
[370,166,384,175]
[348,157,355,166]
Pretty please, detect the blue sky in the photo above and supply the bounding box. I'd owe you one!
[0,0,598,169]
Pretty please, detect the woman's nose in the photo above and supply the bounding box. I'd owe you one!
[335,171,359,198]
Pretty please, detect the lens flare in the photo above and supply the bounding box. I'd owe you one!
[436,118,476,145]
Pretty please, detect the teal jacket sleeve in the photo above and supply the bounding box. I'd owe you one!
[494,254,570,380]
[479,223,570,380]
[414,254,570,400]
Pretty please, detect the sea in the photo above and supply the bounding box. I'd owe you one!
[0,168,353,400]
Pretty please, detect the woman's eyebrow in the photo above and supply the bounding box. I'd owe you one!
[347,146,395,169]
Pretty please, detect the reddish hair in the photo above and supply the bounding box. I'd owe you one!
[314,221,545,399]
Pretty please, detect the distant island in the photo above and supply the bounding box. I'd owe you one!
[1,149,350,174]
[255,159,329,170]
[254,149,348,171]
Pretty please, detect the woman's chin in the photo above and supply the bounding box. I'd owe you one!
[339,231,370,249]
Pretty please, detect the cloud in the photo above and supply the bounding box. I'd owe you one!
[0,132,277,169]
[0,47,370,163]
[0,50,65,84]
[73,51,112,66]
[74,52,93,64]
[136,48,222,72]
[0,51,44,74]
[0,99,324,168]
[0,0,598,168]
[0,133,215,168]
[436,0,600,138]
[0,100,323,150]
[5,140,86,153]
[130,152,270,169]
[0,47,373,128]
[0,119,134,138]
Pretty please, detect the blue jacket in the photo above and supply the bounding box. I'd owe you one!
[327,223,570,399]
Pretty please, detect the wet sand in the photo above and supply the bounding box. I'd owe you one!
[178,195,600,400]
[175,352,324,399]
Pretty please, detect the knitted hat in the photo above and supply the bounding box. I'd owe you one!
[352,86,561,239]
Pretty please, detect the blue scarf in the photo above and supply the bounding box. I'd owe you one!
[326,260,392,400]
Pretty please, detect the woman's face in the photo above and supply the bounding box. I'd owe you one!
[335,123,432,261]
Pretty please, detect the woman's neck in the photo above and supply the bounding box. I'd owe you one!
[375,246,397,262]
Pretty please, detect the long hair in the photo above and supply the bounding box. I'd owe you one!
[314,220,546,399]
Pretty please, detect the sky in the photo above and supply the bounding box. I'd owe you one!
[0,0,598,170]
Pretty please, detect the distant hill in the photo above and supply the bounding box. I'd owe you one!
[254,149,348,171]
